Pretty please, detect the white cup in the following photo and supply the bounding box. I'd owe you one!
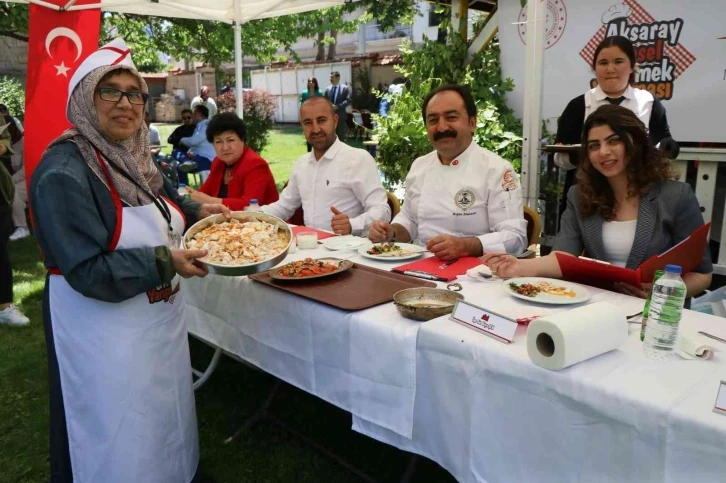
[297,232,318,250]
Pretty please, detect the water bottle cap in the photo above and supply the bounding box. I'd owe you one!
[250,199,259,204]
[665,264,682,274]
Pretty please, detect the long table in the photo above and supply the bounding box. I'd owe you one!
[182,245,726,482]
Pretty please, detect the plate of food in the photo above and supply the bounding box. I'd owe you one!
[269,257,353,281]
[182,212,292,276]
[322,235,370,251]
[503,277,591,305]
[358,242,425,261]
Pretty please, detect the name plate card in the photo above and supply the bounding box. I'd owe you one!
[713,381,726,416]
[449,300,518,344]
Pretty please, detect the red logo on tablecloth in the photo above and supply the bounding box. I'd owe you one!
[518,0,568,50]
[580,1,696,100]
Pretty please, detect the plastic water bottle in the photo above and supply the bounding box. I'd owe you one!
[639,269,665,341]
[245,199,261,212]
[643,265,687,360]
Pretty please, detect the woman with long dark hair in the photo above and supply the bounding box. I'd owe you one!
[553,35,678,219]
[483,105,711,297]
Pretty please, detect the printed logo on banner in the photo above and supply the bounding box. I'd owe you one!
[518,0,568,49]
[580,1,696,100]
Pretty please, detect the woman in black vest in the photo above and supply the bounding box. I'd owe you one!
[554,36,678,219]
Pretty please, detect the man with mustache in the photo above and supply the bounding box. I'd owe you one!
[261,96,390,235]
[369,84,527,261]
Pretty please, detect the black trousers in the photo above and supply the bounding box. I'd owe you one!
[0,238,11,304]
[0,204,12,305]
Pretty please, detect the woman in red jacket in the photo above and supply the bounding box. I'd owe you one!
[186,112,278,210]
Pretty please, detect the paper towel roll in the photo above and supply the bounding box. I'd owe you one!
[527,302,628,370]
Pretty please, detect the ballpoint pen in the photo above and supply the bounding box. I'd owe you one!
[439,259,458,270]
[698,331,726,345]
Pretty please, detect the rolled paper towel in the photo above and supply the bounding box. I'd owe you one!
[676,336,714,360]
[527,301,628,370]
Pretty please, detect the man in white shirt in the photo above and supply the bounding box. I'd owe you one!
[190,86,218,118]
[179,105,216,184]
[261,96,390,235]
[369,84,527,261]
[144,110,161,158]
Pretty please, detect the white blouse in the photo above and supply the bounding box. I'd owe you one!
[602,219,637,267]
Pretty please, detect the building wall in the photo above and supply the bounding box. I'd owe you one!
[166,68,216,100]
[0,37,29,83]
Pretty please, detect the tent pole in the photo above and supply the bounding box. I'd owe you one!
[234,0,244,118]
[520,0,546,210]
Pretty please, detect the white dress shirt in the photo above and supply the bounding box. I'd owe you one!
[148,124,161,146]
[393,140,527,254]
[261,137,390,235]
[555,85,654,169]
[190,96,218,118]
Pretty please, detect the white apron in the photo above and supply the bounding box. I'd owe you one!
[48,154,199,483]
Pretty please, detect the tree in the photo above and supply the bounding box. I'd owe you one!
[0,0,419,67]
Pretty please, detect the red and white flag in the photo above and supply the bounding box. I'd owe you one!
[24,0,101,182]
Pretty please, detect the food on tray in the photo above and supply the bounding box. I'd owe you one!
[366,242,416,257]
[508,281,576,298]
[187,219,289,265]
[278,258,340,278]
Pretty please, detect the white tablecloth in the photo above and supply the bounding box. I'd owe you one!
[352,282,726,483]
[183,246,726,482]
[182,246,423,437]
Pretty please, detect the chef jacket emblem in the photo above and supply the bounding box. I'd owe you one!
[455,189,475,211]
[501,169,519,192]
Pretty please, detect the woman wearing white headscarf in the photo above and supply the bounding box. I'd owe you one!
[30,39,227,483]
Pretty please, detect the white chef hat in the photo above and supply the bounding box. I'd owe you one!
[66,38,138,117]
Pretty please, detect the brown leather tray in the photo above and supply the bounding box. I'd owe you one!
[249,263,436,311]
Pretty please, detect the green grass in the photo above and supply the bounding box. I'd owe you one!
[1,151,453,483]
[155,123,366,190]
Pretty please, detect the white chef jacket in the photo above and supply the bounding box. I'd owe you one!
[261,137,390,235]
[393,140,527,254]
[190,96,218,118]
[555,85,654,169]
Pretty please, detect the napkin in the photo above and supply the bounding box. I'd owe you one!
[461,265,501,283]
[676,336,715,360]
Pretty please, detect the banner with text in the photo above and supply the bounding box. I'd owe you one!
[500,0,726,142]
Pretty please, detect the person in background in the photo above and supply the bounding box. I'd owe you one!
[186,112,279,210]
[0,122,29,325]
[0,103,23,135]
[368,84,527,261]
[483,105,712,298]
[324,72,351,143]
[300,76,321,104]
[554,35,678,220]
[300,77,322,153]
[190,86,217,118]
[168,108,196,161]
[261,96,390,235]
[0,104,29,241]
[179,104,216,184]
[145,110,161,159]
[29,38,229,482]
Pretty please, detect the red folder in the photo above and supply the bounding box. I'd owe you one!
[557,222,711,290]
[291,226,336,241]
[393,256,482,282]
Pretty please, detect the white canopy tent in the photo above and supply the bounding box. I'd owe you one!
[9,0,348,116]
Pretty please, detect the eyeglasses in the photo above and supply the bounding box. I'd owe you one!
[96,87,148,105]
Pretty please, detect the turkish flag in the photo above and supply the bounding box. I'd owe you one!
[24,0,101,182]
